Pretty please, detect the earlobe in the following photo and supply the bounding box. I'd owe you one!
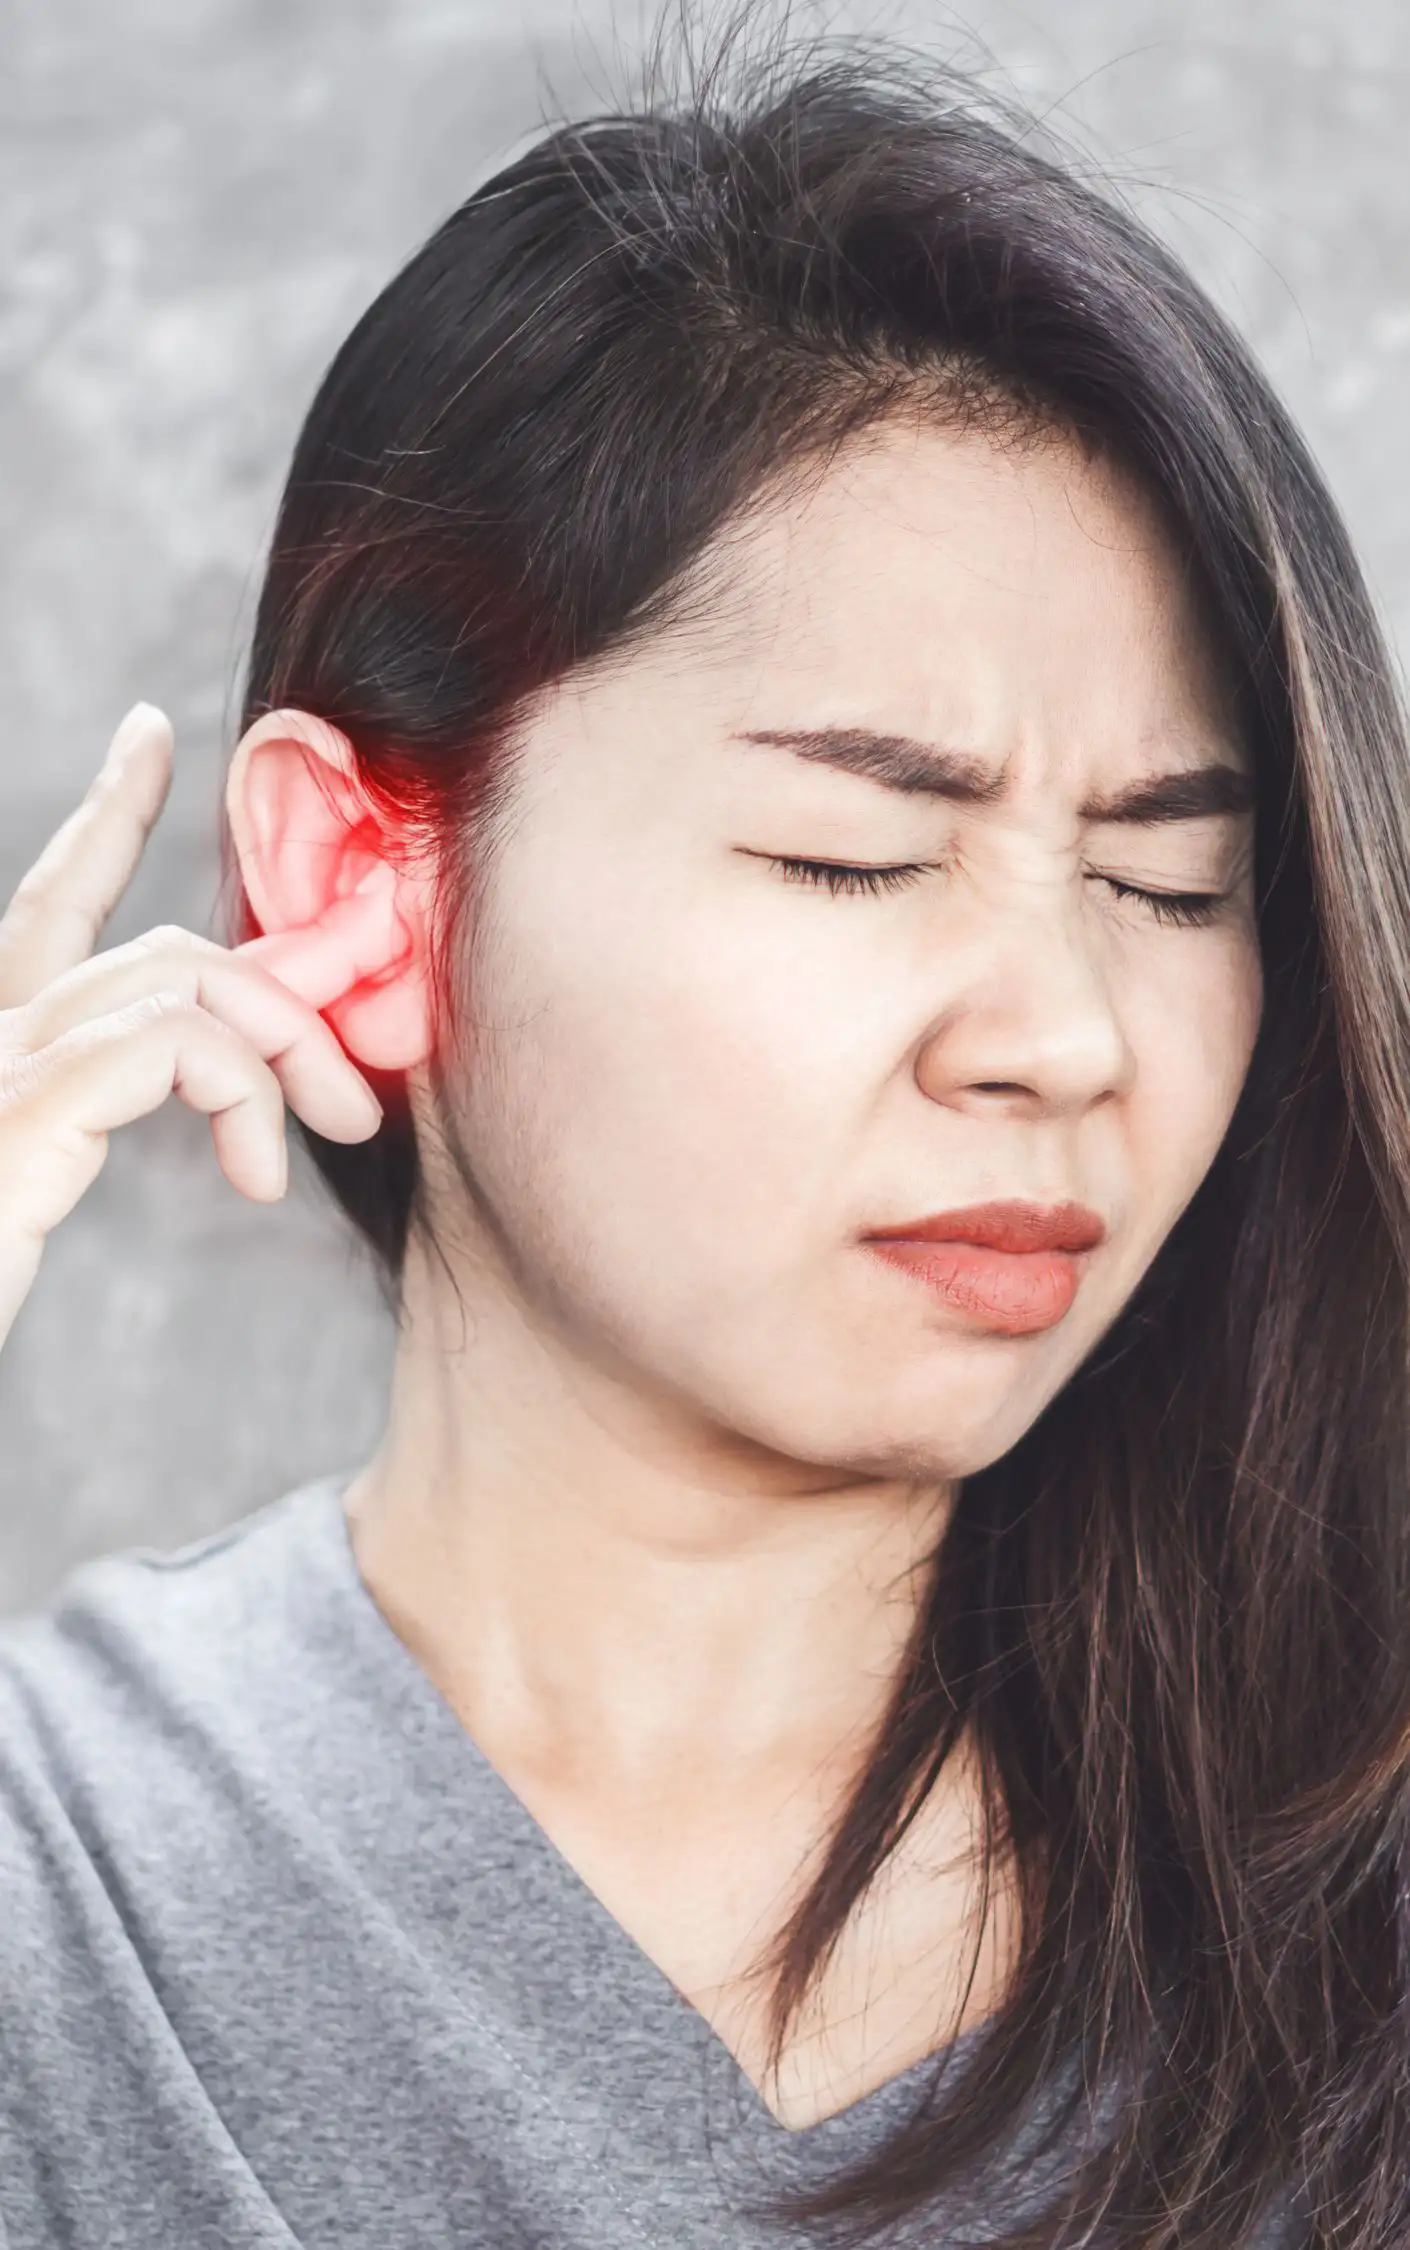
[226,706,435,1072]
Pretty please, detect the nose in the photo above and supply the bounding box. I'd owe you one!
[913,892,1132,1122]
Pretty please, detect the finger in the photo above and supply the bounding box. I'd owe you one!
[0,705,175,1009]
[12,925,384,1142]
[236,883,413,1015]
[1,993,290,1240]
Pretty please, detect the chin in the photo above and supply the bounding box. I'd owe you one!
[833,1361,1077,1481]
[757,1390,1027,1487]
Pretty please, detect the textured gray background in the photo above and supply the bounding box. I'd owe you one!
[1,0,1407,1614]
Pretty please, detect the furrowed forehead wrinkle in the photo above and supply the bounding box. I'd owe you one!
[730,726,1255,823]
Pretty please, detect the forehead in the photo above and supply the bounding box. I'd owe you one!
[669,416,1244,778]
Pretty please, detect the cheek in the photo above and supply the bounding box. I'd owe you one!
[1129,934,1262,1210]
[447,874,884,1330]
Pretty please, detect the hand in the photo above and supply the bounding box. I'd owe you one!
[0,703,390,1350]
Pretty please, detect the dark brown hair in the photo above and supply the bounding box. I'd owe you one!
[223,22,1410,2247]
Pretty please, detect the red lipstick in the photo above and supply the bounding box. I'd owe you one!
[863,1199,1105,1336]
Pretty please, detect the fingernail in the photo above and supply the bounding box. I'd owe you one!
[116,700,163,731]
[353,859,392,894]
[111,702,170,756]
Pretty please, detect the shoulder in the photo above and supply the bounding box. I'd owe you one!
[0,1479,366,2247]
[0,1473,350,1757]
[0,1471,368,2152]
[0,1472,356,1924]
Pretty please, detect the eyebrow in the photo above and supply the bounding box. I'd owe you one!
[731,727,1255,824]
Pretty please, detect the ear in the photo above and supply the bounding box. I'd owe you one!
[226,708,435,1073]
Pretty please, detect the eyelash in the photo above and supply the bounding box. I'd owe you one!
[768,857,1225,928]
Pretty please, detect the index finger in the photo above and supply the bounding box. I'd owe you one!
[235,887,414,1015]
[0,704,175,1010]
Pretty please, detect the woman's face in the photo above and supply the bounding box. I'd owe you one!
[426,418,1262,1481]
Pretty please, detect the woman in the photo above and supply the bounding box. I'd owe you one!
[0,33,1405,2250]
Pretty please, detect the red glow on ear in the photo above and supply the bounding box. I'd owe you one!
[236,880,408,1011]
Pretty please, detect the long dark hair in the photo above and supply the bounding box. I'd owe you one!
[222,21,1410,2247]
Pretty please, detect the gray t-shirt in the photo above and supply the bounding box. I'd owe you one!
[0,1470,1302,2248]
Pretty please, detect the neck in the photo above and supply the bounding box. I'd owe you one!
[343,1231,955,1791]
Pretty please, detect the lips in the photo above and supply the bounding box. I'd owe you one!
[867,1200,1107,1255]
[863,1199,1106,1335]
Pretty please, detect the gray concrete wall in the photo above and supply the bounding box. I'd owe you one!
[2,0,1406,1614]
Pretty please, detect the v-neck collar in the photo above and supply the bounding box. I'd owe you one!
[277,1465,994,2196]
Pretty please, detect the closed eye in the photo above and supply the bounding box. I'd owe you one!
[761,855,1226,926]
[766,855,928,897]
[1093,876,1224,928]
